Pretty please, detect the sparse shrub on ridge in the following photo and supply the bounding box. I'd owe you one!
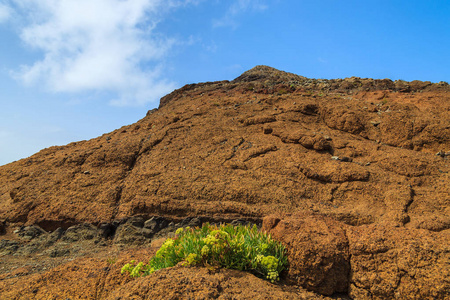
[121,223,288,283]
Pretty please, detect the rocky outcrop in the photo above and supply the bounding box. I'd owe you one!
[262,213,350,296]
[0,66,449,299]
[263,213,450,299]
[0,216,244,258]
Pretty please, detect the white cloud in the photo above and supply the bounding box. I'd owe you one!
[213,0,268,28]
[0,3,11,22]
[9,0,198,106]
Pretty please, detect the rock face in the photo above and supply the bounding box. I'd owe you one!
[262,213,350,296]
[262,213,450,299]
[0,66,449,299]
[347,225,450,300]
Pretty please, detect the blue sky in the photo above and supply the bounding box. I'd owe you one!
[1,0,449,166]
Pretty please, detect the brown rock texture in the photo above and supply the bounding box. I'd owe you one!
[0,65,449,299]
[347,225,450,300]
[262,213,350,295]
[262,213,450,299]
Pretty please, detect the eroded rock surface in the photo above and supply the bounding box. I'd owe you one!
[347,225,450,300]
[0,66,449,299]
[263,213,450,300]
[262,213,350,296]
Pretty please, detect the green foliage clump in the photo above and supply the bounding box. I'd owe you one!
[121,223,288,283]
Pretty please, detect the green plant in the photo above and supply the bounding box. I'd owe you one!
[121,223,288,283]
[106,257,117,265]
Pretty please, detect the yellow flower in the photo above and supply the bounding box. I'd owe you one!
[156,238,175,257]
[183,253,198,266]
[163,238,174,247]
[266,271,279,283]
[260,255,278,271]
[255,254,264,264]
[130,262,144,277]
[203,235,219,245]
[201,245,210,256]
[121,263,132,274]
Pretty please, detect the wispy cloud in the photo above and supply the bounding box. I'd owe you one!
[213,0,268,29]
[0,2,11,23]
[7,0,198,106]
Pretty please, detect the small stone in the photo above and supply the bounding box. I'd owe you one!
[126,216,145,228]
[62,223,99,242]
[230,219,248,226]
[436,151,448,158]
[47,247,70,258]
[144,216,168,233]
[141,228,154,239]
[16,225,47,240]
[44,227,64,246]
[331,156,352,162]
[113,223,146,245]
[187,217,201,228]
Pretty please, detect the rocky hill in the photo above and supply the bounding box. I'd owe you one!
[0,66,449,299]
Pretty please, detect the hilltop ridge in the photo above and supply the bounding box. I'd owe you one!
[160,65,450,108]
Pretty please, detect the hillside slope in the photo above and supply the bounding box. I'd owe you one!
[0,66,449,299]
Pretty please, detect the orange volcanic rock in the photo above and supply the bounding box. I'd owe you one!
[0,66,449,299]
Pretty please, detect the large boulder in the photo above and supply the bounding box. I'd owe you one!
[262,213,350,295]
[263,213,450,299]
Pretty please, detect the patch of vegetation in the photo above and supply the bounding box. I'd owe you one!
[106,257,117,265]
[121,223,288,283]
